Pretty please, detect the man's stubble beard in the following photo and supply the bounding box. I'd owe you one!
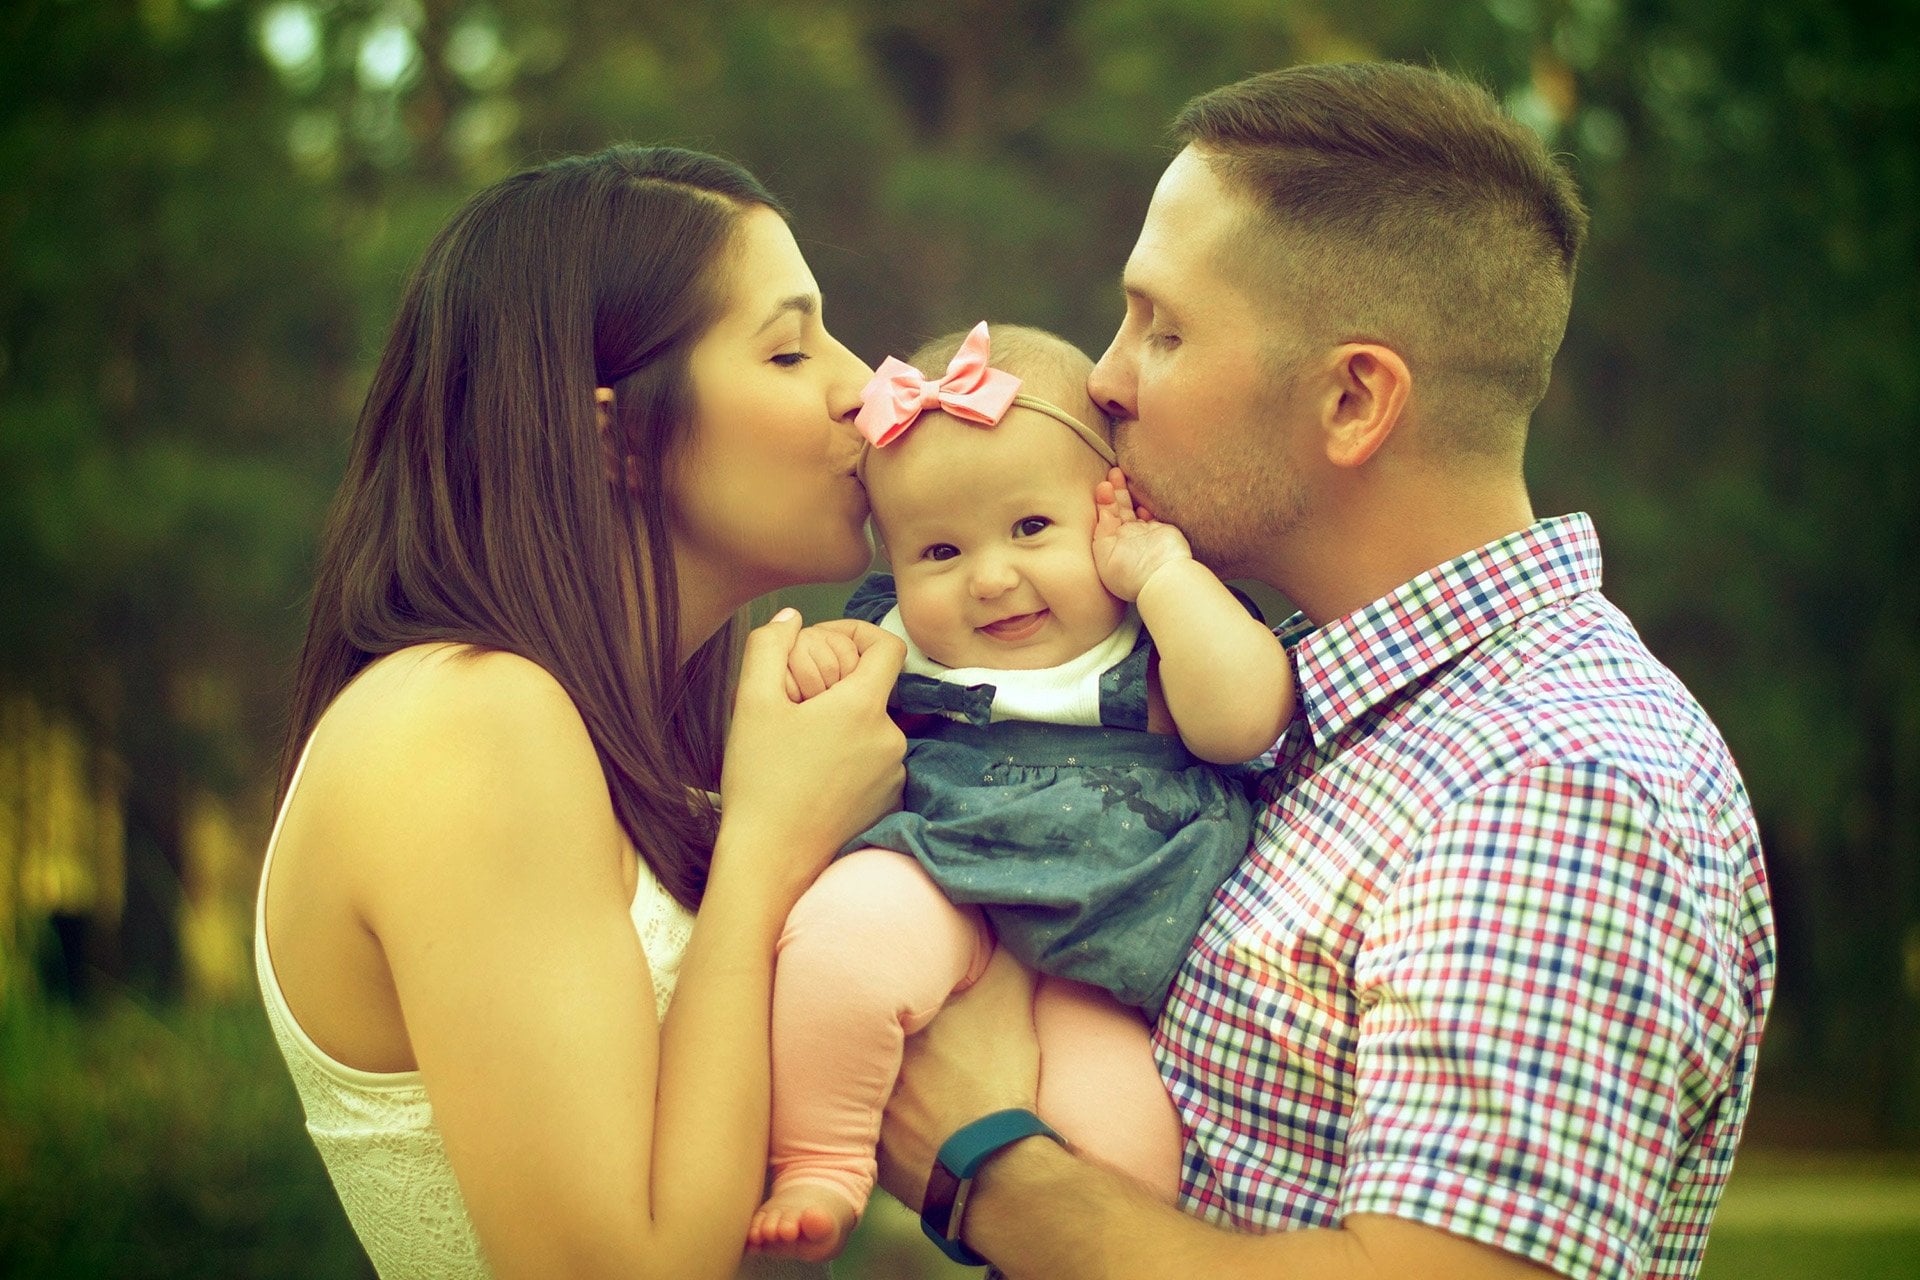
[1117,424,1309,584]
[1186,466,1308,582]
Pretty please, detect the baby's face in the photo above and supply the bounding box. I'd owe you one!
[871,410,1125,671]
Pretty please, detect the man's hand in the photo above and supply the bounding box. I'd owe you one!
[783,618,891,702]
[877,949,1041,1210]
[1093,467,1194,602]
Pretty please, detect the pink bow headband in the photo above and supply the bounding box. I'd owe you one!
[853,322,1117,473]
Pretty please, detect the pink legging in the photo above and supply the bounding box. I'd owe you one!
[769,848,1183,1216]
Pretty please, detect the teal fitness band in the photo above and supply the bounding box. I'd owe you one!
[919,1108,1065,1266]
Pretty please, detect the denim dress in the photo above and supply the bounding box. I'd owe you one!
[843,576,1258,1015]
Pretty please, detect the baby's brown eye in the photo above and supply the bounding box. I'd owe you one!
[1014,517,1051,537]
[924,544,959,562]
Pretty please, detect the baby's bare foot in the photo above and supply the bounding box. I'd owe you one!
[746,1183,858,1263]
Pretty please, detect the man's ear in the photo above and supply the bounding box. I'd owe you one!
[1318,343,1409,469]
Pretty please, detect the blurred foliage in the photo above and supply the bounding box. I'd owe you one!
[1528,0,1920,1136]
[1,0,1917,1261]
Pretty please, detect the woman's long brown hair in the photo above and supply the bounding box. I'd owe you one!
[279,146,785,911]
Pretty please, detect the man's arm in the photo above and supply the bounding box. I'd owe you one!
[878,953,1554,1280]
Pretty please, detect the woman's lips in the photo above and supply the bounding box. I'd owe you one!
[978,610,1049,642]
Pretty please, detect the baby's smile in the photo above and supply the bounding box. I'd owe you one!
[977,610,1050,642]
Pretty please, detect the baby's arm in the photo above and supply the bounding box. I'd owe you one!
[1092,468,1295,763]
[784,619,892,702]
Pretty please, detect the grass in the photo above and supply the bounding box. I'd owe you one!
[0,995,1914,1278]
[0,996,373,1279]
[1699,1150,1920,1280]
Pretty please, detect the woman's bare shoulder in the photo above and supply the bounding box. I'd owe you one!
[301,645,615,866]
[326,644,590,758]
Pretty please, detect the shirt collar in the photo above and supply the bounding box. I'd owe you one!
[1278,513,1602,746]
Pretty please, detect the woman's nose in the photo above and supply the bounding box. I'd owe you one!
[829,334,874,425]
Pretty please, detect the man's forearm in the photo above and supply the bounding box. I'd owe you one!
[960,1138,1558,1280]
[961,1136,1354,1279]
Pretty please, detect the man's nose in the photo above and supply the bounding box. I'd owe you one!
[1088,342,1134,421]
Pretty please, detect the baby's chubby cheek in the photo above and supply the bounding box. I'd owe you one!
[895,591,965,666]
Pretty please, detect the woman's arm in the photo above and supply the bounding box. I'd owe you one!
[342,617,903,1279]
[650,614,907,1243]
[1092,468,1294,762]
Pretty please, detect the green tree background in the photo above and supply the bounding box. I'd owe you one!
[2,0,1916,1274]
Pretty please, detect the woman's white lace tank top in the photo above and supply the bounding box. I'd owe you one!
[255,742,825,1279]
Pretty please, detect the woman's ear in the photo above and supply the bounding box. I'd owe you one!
[594,387,641,491]
[1320,343,1409,469]
[594,386,617,436]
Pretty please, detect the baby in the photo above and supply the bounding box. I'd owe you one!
[748,323,1296,1261]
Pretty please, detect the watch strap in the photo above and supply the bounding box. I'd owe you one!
[920,1109,1063,1266]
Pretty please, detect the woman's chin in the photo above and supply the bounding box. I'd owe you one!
[818,533,880,584]
[759,550,874,597]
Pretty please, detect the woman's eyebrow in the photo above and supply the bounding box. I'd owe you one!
[755,294,817,335]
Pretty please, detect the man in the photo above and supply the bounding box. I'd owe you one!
[878,61,1776,1280]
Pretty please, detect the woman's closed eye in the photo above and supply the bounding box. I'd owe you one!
[771,351,811,367]
[1013,516,1051,538]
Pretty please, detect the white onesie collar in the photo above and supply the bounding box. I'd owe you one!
[875,605,1142,726]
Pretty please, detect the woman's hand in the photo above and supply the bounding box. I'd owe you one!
[1093,467,1193,602]
[719,609,906,897]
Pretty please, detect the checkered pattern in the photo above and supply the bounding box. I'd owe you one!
[1154,514,1776,1280]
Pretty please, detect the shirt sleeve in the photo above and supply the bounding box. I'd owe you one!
[1340,760,1751,1279]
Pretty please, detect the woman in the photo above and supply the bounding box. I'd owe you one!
[254,146,906,1279]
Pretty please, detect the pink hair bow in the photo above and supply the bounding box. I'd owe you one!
[855,321,1023,448]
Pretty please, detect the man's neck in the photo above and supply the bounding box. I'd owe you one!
[1263,472,1536,626]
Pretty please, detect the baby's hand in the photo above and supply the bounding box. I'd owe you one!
[785,619,886,702]
[1093,467,1193,601]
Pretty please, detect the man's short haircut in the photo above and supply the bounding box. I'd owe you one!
[1173,62,1590,456]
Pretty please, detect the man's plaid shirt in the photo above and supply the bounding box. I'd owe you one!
[1154,513,1775,1279]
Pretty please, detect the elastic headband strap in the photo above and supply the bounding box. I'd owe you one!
[1011,393,1118,467]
